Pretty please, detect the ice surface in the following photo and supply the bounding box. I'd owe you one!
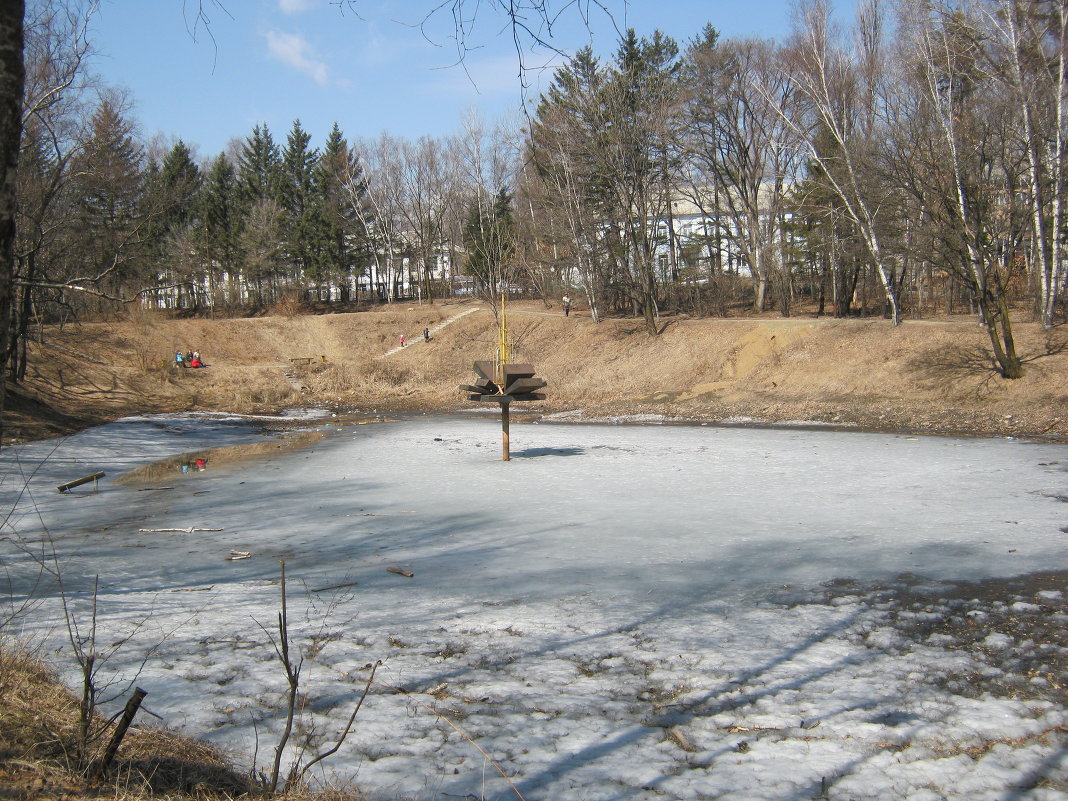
[2,415,1066,800]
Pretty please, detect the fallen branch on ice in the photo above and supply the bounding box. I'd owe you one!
[138,527,223,534]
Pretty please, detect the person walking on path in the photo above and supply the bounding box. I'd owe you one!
[399,334,406,347]
[562,294,572,317]
[423,327,430,342]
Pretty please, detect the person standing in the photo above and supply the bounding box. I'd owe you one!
[562,294,572,317]
[423,327,430,342]
[399,334,406,347]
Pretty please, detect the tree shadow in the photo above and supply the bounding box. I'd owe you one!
[510,446,584,458]
[906,328,1067,395]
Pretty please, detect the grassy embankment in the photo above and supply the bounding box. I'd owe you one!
[6,299,1068,442]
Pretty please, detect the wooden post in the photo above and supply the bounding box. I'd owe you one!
[94,687,147,779]
[501,401,510,461]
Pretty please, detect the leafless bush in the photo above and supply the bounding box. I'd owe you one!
[254,561,378,795]
[271,291,306,319]
[121,306,170,376]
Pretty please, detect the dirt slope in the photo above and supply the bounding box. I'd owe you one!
[6,300,1068,442]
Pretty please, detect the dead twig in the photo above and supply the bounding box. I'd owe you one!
[297,661,381,782]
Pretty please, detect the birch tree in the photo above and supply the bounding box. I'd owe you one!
[781,0,904,323]
[983,0,1068,328]
[893,0,1027,377]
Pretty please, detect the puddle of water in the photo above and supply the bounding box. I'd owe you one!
[112,430,326,485]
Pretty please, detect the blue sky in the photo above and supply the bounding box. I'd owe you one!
[88,1,858,161]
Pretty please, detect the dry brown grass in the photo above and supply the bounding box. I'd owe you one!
[9,300,1068,441]
[0,643,373,799]
[0,647,253,799]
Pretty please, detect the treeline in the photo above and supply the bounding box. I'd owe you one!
[524,0,1068,378]
[11,0,1068,383]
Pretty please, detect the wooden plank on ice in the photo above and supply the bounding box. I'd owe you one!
[57,472,106,493]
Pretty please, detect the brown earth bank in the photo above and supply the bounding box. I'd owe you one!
[4,299,1068,444]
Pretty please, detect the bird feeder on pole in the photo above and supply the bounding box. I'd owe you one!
[459,295,546,461]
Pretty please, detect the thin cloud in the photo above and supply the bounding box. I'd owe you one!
[278,0,314,13]
[264,30,329,85]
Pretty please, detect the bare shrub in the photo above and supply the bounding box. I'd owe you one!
[271,291,305,319]
[365,360,413,388]
[122,306,170,375]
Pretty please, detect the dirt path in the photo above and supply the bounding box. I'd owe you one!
[379,306,483,357]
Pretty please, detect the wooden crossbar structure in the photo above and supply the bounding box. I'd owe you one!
[459,300,547,460]
[57,471,106,493]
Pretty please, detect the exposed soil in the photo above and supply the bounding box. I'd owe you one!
[4,300,1068,444]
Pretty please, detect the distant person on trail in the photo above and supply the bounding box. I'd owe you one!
[186,350,194,366]
[190,352,204,368]
[399,334,406,347]
[423,327,430,342]
[174,350,184,367]
[562,294,572,317]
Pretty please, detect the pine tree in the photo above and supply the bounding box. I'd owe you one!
[71,97,146,306]
[314,122,368,302]
[236,123,284,303]
[463,188,514,297]
[280,119,320,293]
[237,123,283,207]
[158,140,201,231]
[199,154,240,309]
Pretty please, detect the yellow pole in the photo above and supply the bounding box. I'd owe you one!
[497,292,509,382]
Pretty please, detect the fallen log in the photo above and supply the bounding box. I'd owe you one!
[387,567,414,578]
[311,580,360,592]
[138,527,223,534]
[56,471,105,493]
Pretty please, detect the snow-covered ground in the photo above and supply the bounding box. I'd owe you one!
[2,414,1067,800]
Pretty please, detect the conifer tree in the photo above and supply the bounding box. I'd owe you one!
[463,188,514,299]
[238,123,283,207]
[237,123,284,303]
[281,118,320,294]
[199,154,240,309]
[70,96,146,307]
[314,121,367,302]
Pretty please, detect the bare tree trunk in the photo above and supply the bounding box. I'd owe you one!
[0,1,24,444]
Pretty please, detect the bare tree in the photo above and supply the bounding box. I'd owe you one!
[779,0,904,324]
[982,0,1068,329]
[892,0,1027,377]
[0,2,27,443]
[457,110,521,313]
[359,133,413,302]
[680,34,806,314]
[395,135,460,303]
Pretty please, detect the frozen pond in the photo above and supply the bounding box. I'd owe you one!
[2,415,1067,800]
